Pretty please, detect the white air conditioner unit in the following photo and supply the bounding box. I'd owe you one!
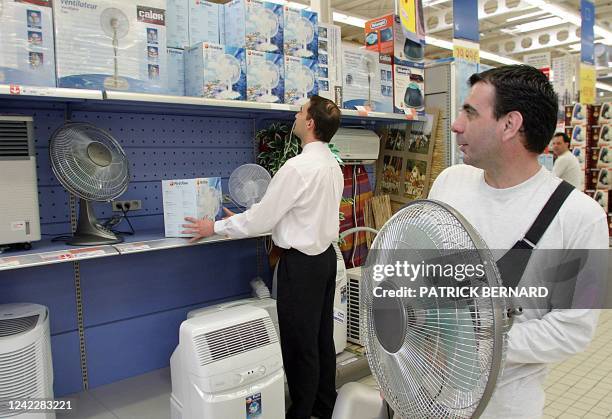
[0,303,55,419]
[346,267,363,345]
[0,116,41,248]
[170,305,285,419]
[330,128,380,165]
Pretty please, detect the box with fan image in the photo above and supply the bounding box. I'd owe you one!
[600,102,611,125]
[283,7,318,59]
[246,50,284,103]
[0,0,56,87]
[341,48,392,113]
[597,124,611,147]
[167,48,184,96]
[565,103,590,126]
[184,42,246,100]
[223,0,284,54]
[566,123,587,148]
[364,14,426,67]
[596,146,611,169]
[167,0,189,48]
[593,190,608,213]
[53,0,168,93]
[189,0,222,46]
[572,146,586,170]
[284,55,318,105]
[393,63,424,114]
[162,177,222,238]
[317,23,342,104]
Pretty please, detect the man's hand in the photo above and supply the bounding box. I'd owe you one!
[182,217,215,243]
[222,208,236,219]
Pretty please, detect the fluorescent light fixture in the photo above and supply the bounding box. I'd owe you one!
[506,10,549,22]
[425,35,453,50]
[512,16,565,33]
[271,0,309,9]
[523,0,612,41]
[332,12,366,28]
[569,42,581,51]
[597,82,612,92]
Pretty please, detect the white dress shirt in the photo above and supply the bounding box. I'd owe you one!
[214,141,344,255]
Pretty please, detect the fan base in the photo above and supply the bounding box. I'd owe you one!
[295,49,313,58]
[257,43,279,52]
[217,90,241,100]
[67,233,123,246]
[257,94,280,103]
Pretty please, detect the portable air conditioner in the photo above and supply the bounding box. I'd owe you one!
[187,297,279,339]
[170,305,285,419]
[330,128,380,165]
[0,116,41,248]
[0,303,54,419]
[346,267,363,345]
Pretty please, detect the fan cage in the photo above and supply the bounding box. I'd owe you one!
[49,122,130,202]
[361,200,509,419]
[229,164,271,208]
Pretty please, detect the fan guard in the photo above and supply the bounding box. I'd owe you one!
[228,164,271,208]
[50,122,130,245]
[361,199,510,419]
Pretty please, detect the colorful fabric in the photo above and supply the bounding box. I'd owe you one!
[339,165,373,268]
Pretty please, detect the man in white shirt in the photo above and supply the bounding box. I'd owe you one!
[182,95,345,419]
[551,132,582,188]
[428,65,608,418]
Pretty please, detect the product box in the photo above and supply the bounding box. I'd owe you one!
[283,7,317,59]
[600,102,611,125]
[167,0,189,48]
[393,62,424,114]
[167,48,184,96]
[224,0,283,54]
[364,14,425,67]
[162,177,222,238]
[597,168,610,190]
[341,48,392,113]
[593,189,608,213]
[567,123,587,148]
[0,0,56,87]
[54,0,167,93]
[566,103,589,126]
[284,55,318,105]
[572,145,586,170]
[189,0,222,46]
[184,42,246,100]
[246,50,284,103]
[598,124,611,147]
[597,146,611,169]
[317,23,342,104]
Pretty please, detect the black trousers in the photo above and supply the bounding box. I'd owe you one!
[277,245,337,419]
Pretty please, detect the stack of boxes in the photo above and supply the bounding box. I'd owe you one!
[565,102,612,233]
[363,14,426,115]
[317,23,343,104]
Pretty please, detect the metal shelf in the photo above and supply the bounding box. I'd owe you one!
[0,84,426,122]
[0,231,266,271]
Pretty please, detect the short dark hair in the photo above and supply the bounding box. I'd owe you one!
[307,95,341,143]
[469,65,558,154]
[553,132,571,145]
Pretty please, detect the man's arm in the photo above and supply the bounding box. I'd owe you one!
[552,155,567,178]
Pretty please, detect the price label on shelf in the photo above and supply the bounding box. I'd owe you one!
[118,243,151,253]
[40,248,107,262]
[0,257,21,269]
[8,84,55,97]
[404,108,417,119]
[355,105,372,117]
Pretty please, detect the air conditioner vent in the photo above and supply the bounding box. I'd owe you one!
[194,317,278,366]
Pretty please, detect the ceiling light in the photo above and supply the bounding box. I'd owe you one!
[511,16,565,33]
[597,82,612,92]
[332,12,366,28]
[506,10,549,22]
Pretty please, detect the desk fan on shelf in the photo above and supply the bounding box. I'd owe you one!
[257,61,280,103]
[212,54,242,100]
[100,8,130,90]
[361,54,376,109]
[255,8,279,52]
[295,16,315,58]
[332,200,521,419]
[228,163,272,210]
[49,122,130,245]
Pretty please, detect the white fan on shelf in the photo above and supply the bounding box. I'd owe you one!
[100,8,130,90]
[255,8,279,52]
[295,17,315,58]
[290,64,315,104]
[360,54,376,109]
[256,61,280,103]
[228,164,271,209]
[212,54,242,100]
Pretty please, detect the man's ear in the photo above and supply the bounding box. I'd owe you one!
[502,110,524,142]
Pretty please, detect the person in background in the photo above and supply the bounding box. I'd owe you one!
[428,65,607,418]
[551,132,582,188]
[182,95,344,419]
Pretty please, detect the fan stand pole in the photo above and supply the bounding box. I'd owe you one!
[113,29,119,87]
[68,199,122,246]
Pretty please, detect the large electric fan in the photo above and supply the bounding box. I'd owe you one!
[344,200,517,419]
[49,122,130,245]
[100,8,130,90]
[361,54,376,109]
[228,164,271,209]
